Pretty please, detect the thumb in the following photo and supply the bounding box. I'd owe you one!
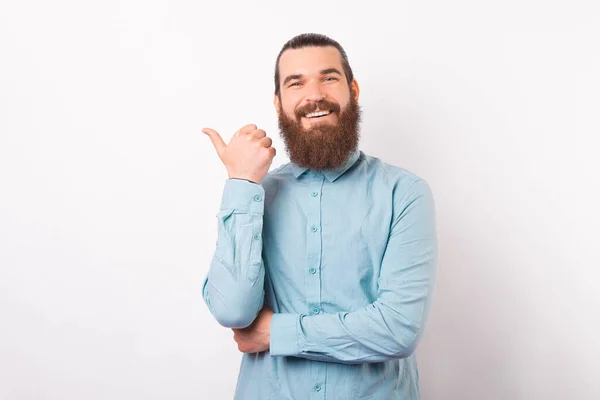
[202,127,227,156]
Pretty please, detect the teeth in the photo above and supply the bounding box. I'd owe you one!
[305,110,331,118]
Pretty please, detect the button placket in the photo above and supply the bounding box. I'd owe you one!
[305,173,326,400]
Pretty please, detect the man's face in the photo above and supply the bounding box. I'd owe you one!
[274,46,361,170]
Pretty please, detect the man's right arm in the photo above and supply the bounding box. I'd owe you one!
[202,178,266,329]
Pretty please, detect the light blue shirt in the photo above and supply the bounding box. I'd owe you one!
[202,149,438,399]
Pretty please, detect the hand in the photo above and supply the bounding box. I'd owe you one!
[232,307,274,353]
[202,124,276,184]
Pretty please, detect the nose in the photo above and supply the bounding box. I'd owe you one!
[304,80,327,103]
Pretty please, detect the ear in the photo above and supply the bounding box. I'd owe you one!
[273,94,282,115]
[351,79,360,102]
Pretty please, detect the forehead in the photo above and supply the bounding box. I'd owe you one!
[278,46,344,78]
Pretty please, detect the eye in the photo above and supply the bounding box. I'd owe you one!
[289,82,302,87]
[324,76,338,82]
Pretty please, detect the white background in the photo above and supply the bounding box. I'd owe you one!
[1,1,599,399]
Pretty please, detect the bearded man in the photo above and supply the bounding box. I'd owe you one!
[202,33,438,400]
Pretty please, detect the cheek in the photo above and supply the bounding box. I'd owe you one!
[281,97,301,117]
[331,88,351,109]
[280,106,296,121]
[282,90,304,106]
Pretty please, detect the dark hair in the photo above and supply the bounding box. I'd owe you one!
[274,33,354,97]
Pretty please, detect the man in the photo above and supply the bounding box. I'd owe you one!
[202,33,438,399]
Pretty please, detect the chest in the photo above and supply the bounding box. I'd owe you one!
[262,176,393,309]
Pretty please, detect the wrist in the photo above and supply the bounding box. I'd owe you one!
[229,177,258,184]
[228,174,261,184]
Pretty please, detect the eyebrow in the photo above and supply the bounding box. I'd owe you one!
[320,68,343,76]
[283,74,303,86]
[282,68,344,86]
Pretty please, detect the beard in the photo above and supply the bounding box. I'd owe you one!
[277,94,362,171]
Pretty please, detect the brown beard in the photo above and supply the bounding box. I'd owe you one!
[277,95,362,170]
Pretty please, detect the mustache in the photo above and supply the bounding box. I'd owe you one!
[295,100,341,118]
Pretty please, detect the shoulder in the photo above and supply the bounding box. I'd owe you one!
[358,153,435,226]
[263,163,292,185]
[359,151,430,198]
[258,163,294,199]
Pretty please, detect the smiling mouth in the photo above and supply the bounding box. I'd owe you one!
[303,110,333,119]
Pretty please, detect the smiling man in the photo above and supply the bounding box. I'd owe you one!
[275,44,361,172]
[202,33,438,399]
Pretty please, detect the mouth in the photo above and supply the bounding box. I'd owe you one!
[302,110,333,120]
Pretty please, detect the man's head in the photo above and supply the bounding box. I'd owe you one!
[274,33,362,171]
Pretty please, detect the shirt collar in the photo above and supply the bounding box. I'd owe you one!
[290,149,362,183]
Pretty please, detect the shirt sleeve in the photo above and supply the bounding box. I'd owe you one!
[202,178,266,329]
[269,179,438,364]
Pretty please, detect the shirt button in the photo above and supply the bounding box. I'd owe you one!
[310,225,318,233]
[253,234,261,240]
[253,195,262,202]
[313,383,321,392]
[311,191,318,197]
[311,307,320,315]
[309,267,317,274]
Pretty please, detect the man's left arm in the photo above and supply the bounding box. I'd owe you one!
[269,179,438,364]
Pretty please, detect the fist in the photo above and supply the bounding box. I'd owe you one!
[202,124,276,184]
[232,307,273,353]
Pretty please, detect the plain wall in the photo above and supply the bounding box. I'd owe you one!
[1,1,598,399]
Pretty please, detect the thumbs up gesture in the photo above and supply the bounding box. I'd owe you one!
[202,124,276,184]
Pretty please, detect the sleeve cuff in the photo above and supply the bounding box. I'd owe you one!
[220,178,265,215]
[270,313,301,357]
